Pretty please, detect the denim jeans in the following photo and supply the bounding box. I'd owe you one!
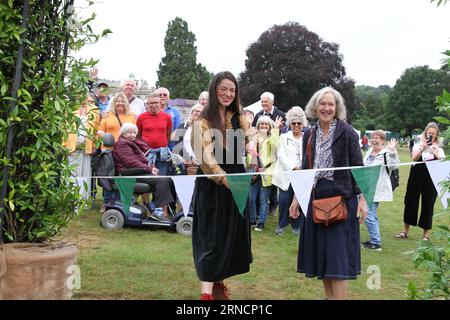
[365,202,381,245]
[269,185,279,211]
[104,190,120,204]
[248,178,271,225]
[155,158,171,176]
[278,184,300,228]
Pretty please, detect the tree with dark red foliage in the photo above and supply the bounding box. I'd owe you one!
[239,22,356,122]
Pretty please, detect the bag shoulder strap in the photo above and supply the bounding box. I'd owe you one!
[383,152,391,175]
[306,127,316,170]
[306,127,316,199]
[115,113,123,127]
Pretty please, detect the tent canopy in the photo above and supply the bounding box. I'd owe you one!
[243,100,262,114]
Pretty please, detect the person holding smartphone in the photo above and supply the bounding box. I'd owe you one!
[396,122,445,241]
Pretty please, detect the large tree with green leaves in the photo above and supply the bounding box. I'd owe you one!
[352,85,392,131]
[156,17,212,99]
[238,22,356,121]
[385,65,450,135]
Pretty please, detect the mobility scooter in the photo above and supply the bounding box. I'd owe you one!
[95,134,193,236]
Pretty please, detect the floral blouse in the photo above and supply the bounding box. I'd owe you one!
[314,119,337,183]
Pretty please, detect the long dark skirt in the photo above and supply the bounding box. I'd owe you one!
[192,167,252,282]
[297,179,361,280]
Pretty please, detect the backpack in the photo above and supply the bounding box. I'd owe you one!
[91,149,115,192]
[383,153,399,191]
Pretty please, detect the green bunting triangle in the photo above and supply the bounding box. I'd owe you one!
[351,166,381,204]
[227,174,253,218]
[114,177,136,216]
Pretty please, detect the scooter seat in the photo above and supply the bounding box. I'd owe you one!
[112,182,152,194]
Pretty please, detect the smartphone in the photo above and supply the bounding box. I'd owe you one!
[426,135,433,145]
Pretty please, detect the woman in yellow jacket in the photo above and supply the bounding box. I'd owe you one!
[64,94,100,200]
[98,92,136,144]
[246,115,283,231]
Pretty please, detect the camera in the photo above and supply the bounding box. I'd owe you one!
[426,135,433,145]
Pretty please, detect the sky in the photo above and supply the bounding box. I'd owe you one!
[76,0,449,89]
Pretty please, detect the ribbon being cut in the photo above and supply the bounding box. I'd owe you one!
[95,160,450,217]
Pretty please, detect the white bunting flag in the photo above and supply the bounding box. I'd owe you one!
[287,170,316,217]
[171,176,197,216]
[425,160,450,209]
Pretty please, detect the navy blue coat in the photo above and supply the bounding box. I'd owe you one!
[302,119,363,198]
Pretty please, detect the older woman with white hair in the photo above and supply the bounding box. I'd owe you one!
[246,115,283,231]
[198,91,209,107]
[289,87,368,300]
[272,106,308,236]
[112,123,175,221]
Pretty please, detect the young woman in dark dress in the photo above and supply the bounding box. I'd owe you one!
[190,71,256,300]
[289,87,368,300]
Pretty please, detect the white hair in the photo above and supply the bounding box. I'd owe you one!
[121,79,137,88]
[305,87,347,121]
[119,122,138,137]
[286,106,308,127]
[260,91,274,102]
[198,91,209,102]
[256,115,275,129]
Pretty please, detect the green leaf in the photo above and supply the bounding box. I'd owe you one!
[434,116,450,124]
[34,172,44,180]
[101,28,113,37]
[1,83,8,96]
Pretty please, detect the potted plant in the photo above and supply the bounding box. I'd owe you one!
[0,0,109,299]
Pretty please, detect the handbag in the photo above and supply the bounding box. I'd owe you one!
[383,153,399,191]
[312,194,347,227]
[306,128,347,226]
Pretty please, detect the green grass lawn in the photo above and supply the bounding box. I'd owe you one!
[66,147,448,300]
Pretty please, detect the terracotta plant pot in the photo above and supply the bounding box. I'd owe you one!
[0,243,78,300]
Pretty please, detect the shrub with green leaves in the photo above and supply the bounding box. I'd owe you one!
[407,226,449,300]
[0,0,110,243]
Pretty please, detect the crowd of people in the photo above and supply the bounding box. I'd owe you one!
[64,70,446,300]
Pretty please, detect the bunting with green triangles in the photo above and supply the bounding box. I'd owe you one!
[114,177,136,216]
[350,165,382,204]
[227,174,253,217]
[108,160,449,220]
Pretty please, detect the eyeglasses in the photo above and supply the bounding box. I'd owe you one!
[159,93,168,97]
[291,122,302,126]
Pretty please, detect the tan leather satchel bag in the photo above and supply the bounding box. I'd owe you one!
[312,195,347,227]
